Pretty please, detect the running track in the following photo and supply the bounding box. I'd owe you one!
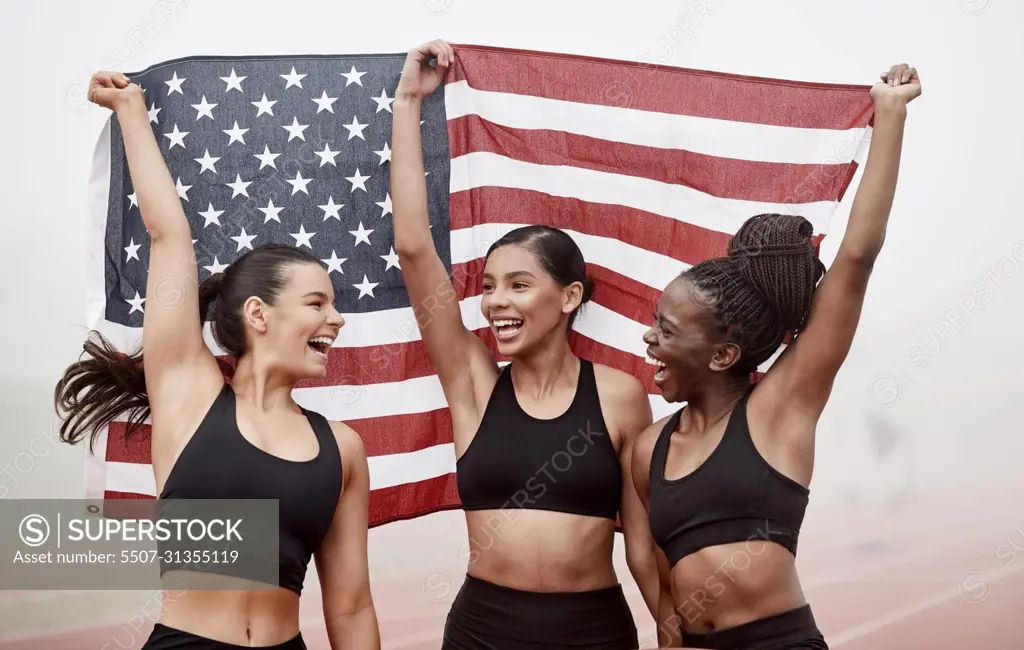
[2,487,1020,649]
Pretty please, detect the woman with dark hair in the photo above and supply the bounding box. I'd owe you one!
[633,64,922,649]
[391,41,672,649]
[54,72,380,650]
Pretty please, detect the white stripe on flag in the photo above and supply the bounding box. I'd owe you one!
[450,223,688,290]
[449,151,839,236]
[105,442,461,496]
[106,461,156,496]
[367,443,456,490]
[84,120,114,504]
[444,80,871,166]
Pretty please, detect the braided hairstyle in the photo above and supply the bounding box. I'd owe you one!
[683,213,826,375]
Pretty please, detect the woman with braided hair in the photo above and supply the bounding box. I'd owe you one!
[631,63,922,649]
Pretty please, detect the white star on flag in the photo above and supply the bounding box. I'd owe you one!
[341,66,366,86]
[281,66,306,89]
[291,224,315,248]
[352,275,378,299]
[321,251,347,274]
[346,168,370,193]
[221,68,246,92]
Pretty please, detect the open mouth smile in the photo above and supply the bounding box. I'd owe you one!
[307,336,334,361]
[645,350,668,383]
[491,318,524,342]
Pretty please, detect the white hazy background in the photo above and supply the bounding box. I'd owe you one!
[0,0,1022,643]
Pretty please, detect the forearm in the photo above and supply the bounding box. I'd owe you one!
[656,590,682,648]
[114,94,190,240]
[629,555,661,621]
[840,99,908,263]
[325,603,380,650]
[391,96,434,257]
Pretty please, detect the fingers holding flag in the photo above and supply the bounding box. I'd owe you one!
[87,70,143,111]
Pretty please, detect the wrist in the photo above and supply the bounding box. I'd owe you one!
[114,92,146,115]
[394,93,423,110]
[872,95,909,119]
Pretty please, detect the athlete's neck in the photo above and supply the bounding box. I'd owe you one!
[679,376,749,435]
[230,354,299,413]
[509,333,579,400]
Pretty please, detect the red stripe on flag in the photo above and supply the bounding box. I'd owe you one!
[448,114,859,205]
[104,490,152,500]
[448,44,875,130]
[448,186,733,264]
[296,336,440,388]
[106,422,153,463]
[347,409,454,456]
[108,409,458,465]
[368,474,461,528]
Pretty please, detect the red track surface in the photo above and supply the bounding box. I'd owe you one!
[2,492,1020,649]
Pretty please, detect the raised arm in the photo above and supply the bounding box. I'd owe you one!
[91,73,220,402]
[766,63,922,419]
[316,423,380,650]
[391,42,498,435]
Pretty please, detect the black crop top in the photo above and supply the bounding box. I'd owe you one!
[456,360,622,520]
[158,384,342,594]
[648,386,810,568]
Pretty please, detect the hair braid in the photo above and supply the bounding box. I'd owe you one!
[683,213,825,374]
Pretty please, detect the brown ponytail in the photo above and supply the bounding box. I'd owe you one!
[53,272,227,452]
[54,244,324,453]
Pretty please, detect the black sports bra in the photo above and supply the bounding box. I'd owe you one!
[648,386,810,568]
[158,384,342,594]
[456,360,622,520]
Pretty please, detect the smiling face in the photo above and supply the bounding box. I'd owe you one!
[244,262,346,380]
[480,243,583,358]
[642,275,741,403]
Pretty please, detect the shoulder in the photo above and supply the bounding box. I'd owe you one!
[636,413,671,460]
[630,413,673,496]
[593,363,650,412]
[326,421,369,485]
[326,420,366,456]
[592,362,653,443]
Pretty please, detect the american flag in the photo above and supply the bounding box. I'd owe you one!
[83,45,875,526]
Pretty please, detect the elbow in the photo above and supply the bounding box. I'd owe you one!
[324,590,375,622]
[838,241,883,273]
[625,551,639,578]
[144,218,191,246]
[843,225,889,270]
[848,249,880,272]
[394,239,422,260]
[394,235,435,263]
[624,544,654,580]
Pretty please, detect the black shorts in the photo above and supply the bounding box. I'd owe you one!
[681,605,828,650]
[141,623,307,649]
[442,574,639,649]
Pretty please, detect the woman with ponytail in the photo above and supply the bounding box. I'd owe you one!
[392,41,669,649]
[633,63,922,649]
[54,72,379,649]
